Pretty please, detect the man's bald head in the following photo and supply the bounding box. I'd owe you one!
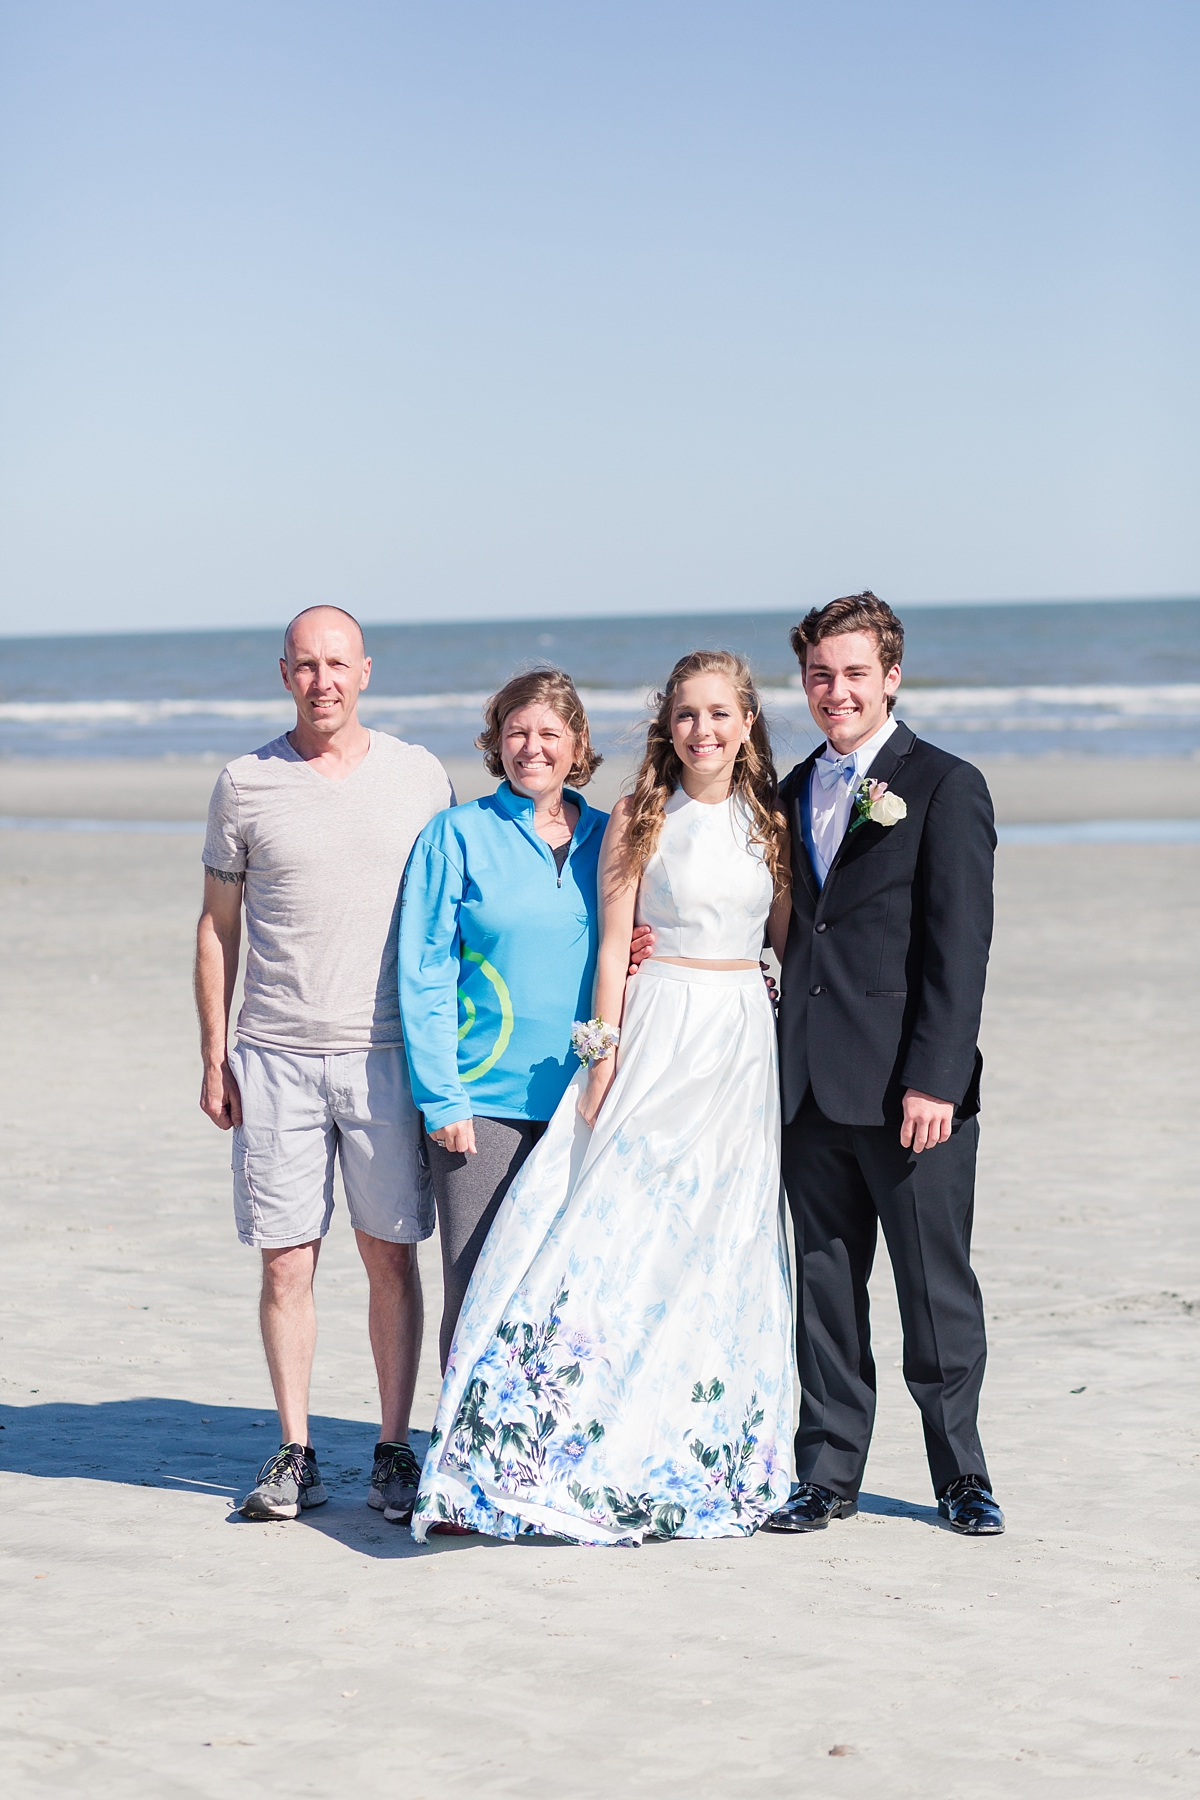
[279,607,372,748]
[283,605,365,666]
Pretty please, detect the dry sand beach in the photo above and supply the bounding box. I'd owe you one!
[2,753,1198,1797]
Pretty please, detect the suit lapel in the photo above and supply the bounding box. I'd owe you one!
[824,721,917,884]
[784,750,821,902]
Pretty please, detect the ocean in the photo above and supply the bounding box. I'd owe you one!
[1,597,1197,766]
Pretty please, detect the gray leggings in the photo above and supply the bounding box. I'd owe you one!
[427,1116,547,1372]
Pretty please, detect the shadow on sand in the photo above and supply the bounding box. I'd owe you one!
[857,1489,942,1526]
[1,1398,946,1548]
[0,1396,498,1559]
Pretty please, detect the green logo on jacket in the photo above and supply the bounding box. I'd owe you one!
[457,949,515,1083]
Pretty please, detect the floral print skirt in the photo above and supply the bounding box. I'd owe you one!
[412,959,797,1545]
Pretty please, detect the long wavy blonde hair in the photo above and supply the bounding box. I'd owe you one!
[622,650,786,883]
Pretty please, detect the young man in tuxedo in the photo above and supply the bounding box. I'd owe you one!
[765,592,1004,1537]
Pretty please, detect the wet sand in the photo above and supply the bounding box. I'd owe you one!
[1,757,1198,1796]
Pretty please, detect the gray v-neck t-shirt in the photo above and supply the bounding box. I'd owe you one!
[203,731,453,1053]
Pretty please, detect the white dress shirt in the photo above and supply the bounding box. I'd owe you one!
[807,713,899,884]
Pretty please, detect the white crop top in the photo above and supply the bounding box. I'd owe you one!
[635,788,775,961]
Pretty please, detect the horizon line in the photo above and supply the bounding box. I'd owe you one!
[0,591,1196,645]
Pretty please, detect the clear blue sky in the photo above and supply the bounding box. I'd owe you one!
[0,0,1196,634]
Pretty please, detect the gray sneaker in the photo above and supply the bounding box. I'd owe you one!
[239,1443,328,1520]
[368,1441,422,1525]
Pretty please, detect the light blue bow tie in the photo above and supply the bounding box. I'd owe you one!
[816,753,858,791]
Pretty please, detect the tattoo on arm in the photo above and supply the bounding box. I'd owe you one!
[205,865,245,884]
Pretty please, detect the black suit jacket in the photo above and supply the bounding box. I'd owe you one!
[777,722,996,1128]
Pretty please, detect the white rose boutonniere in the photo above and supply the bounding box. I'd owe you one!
[848,778,907,836]
[868,783,907,826]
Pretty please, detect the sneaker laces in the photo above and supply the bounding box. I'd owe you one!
[256,1444,313,1490]
[375,1442,421,1486]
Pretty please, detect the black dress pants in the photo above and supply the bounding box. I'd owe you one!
[781,1090,990,1501]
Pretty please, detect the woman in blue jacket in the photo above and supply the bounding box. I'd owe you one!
[400,669,646,1373]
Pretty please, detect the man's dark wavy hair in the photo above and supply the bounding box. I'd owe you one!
[790,592,905,715]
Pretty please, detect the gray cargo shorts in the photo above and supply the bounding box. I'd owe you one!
[228,1041,435,1250]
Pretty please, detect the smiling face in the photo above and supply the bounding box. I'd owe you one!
[669,673,755,791]
[280,611,371,738]
[800,628,901,756]
[500,704,577,801]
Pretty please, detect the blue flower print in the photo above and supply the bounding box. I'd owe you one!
[562,1325,599,1362]
[648,1459,707,1505]
[496,1371,525,1408]
[548,1431,593,1476]
[471,1337,512,1387]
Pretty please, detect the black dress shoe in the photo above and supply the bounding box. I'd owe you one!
[760,1482,858,1533]
[938,1474,1004,1535]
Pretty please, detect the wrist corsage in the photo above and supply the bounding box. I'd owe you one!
[571,1018,620,1068]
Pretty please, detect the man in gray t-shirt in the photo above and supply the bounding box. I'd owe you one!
[196,605,452,1524]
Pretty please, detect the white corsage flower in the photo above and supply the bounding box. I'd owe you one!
[849,778,907,836]
[867,783,907,826]
[571,1018,621,1068]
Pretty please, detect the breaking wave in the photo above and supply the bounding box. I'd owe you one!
[2,683,1197,732]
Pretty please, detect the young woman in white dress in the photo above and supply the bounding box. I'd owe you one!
[412,651,797,1544]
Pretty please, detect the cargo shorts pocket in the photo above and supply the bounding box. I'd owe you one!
[231,1127,259,1240]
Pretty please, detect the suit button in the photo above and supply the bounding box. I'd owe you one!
[814,922,828,933]
[809,984,823,996]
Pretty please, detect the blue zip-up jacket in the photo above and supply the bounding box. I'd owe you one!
[398,782,607,1131]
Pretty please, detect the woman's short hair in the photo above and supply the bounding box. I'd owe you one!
[476,667,602,787]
